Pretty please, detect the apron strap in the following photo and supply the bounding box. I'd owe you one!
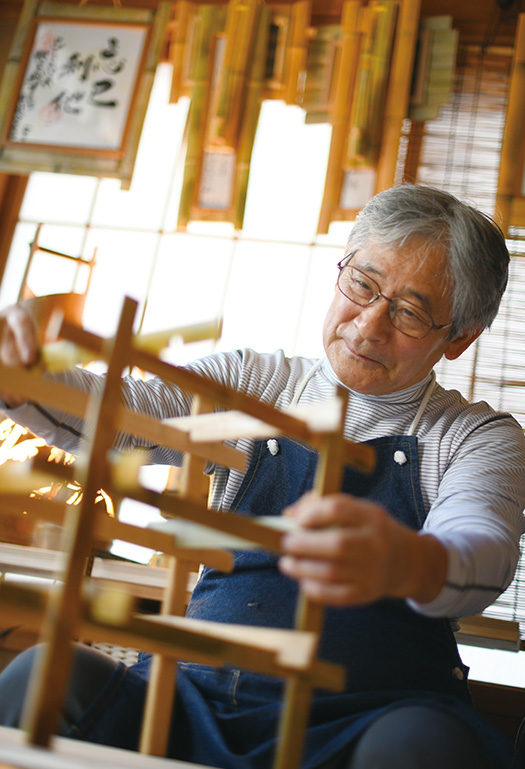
[406,371,437,436]
[290,358,325,408]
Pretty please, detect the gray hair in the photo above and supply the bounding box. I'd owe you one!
[346,184,509,337]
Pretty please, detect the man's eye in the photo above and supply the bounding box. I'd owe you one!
[351,277,373,293]
[398,304,424,321]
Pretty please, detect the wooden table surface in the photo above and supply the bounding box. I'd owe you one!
[0,725,207,769]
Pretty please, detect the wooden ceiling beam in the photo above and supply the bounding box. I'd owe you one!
[0,0,521,49]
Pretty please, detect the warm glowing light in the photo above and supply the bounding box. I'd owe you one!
[0,419,46,465]
[0,418,114,518]
[48,446,75,465]
[97,488,115,517]
[64,483,82,506]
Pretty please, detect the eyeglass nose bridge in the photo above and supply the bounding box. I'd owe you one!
[361,293,410,338]
[364,290,395,316]
[366,291,385,307]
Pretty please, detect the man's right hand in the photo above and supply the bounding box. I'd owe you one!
[0,304,41,407]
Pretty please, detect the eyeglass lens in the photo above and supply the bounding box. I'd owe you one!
[338,265,433,338]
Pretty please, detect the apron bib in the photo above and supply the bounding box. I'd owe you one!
[186,435,469,697]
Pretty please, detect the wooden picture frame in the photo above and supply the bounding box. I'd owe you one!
[0,0,170,187]
[175,1,270,230]
[317,0,421,234]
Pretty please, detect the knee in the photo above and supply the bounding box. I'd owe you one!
[0,642,119,733]
[0,644,44,727]
[348,705,490,769]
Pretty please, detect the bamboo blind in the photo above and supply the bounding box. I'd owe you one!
[412,43,525,640]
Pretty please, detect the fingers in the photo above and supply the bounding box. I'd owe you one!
[279,548,387,606]
[0,305,41,407]
[279,492,410,607]
[0,305,40,367]
[279,572,371,607]
[279,548,369,607]
[281,523,363,562]
[283,491,378,529]
[279,530,385,607]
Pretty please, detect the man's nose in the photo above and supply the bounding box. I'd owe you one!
[353,297,391,339]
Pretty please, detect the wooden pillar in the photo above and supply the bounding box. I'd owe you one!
[496,13,525,235]
[21,298,138,746]
[0,174,29,287]
[375,0,421,193]
[0,1,28,287]
[402,119,425,184]
[317,0,363,234]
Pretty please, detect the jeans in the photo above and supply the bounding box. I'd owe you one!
[0,642,118,733]
[0,644,500,769]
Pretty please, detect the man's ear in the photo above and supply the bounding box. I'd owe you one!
[444,327,482,361]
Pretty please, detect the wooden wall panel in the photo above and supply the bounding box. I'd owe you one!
[0,0,519,277]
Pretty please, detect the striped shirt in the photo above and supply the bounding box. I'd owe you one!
[10,348,525,620]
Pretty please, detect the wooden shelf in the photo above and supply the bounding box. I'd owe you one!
[0,543,170,601]
[0,724,208,769]
[455,615,521,653]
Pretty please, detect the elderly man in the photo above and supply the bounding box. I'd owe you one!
[0,184,523,769]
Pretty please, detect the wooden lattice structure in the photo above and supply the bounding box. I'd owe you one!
[0,296,375,769]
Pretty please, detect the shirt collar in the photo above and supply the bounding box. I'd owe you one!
[320,357,435,406]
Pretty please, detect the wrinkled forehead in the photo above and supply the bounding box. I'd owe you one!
[348,241,454,313]
[346,236,451,281]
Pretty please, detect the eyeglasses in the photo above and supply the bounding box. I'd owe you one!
[337,253,453,340]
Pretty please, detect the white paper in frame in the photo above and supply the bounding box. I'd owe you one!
[198,149,236,210]
[9,22,148,151]
[339,169,376,211]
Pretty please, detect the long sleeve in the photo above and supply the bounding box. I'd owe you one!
[3,348,524,620]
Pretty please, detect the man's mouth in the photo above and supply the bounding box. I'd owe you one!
[344,339,387,369]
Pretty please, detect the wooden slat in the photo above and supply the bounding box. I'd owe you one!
[41,318,223,368]
[0,723,209,769]
[128,346,375,474]
[0,582,345,692]
[139,556,188,756]
[274,386,349,769]
[142,614,318,669]
[140,393,213,756]
[22,298,139,747]
[116,407,247,472]
[38,317,375,475]
[165,398,343,441]
[119,484,285,552]
[95,515,234,574]
[0,363,90,420]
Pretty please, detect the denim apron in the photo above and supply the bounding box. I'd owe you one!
[68,375,513,768]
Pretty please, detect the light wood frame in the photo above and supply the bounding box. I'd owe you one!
[0,300,374,769]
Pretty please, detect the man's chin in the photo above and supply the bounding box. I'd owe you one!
[330,362,388,395]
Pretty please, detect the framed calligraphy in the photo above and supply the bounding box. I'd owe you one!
[0,0,170,187]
